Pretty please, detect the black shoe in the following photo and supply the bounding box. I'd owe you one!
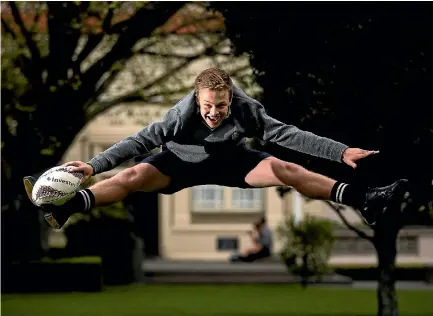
[359,179,410,225]
[23,176,74,229]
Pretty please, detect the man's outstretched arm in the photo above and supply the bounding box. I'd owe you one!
[251,100,377,166]
[86,107,183,175]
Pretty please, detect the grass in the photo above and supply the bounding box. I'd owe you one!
[23,256,430,269]
[32,256,102,264]
[2,284,432,316]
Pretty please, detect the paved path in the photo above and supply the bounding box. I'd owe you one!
[313,281,433,290]
[141,260,432,288]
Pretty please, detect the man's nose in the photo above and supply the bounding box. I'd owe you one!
[210,108,217,116]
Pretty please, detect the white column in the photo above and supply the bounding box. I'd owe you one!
[293,190,304,225]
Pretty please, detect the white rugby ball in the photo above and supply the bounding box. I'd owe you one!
[32,166,83,206]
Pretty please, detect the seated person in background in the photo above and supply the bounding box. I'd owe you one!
[229,216,273,262]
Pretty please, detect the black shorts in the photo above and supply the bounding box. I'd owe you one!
[141,145,271,194]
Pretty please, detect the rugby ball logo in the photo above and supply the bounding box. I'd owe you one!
[32,166,83,206]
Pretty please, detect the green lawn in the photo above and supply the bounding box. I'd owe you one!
[2,284,432,316]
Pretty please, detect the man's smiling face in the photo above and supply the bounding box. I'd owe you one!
[197,88,231,129]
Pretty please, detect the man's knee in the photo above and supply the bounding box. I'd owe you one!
[270,160,305,186]
[113,163,162,192]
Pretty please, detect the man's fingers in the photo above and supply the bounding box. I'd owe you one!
[80,175,90,185]
[364,150,379,155]
[361,150,379,157]
[62,161,82,168]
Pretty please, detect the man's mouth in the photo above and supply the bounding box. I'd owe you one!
[206,115,221,123]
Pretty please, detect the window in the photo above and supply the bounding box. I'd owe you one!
[332,237,376,255]
[231,188,264,210]
[332,236,419,255]
[191,186,264,212]
[191,185,224,210]
[397,236,418,255]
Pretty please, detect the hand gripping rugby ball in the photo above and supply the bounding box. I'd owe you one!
[32,166,83,206]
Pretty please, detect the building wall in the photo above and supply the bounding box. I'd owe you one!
[62,102,433,264]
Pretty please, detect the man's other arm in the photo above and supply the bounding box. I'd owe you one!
[250,100,348,162]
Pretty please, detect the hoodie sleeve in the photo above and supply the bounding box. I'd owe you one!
[87,107,183,174]
[251,100,348,162]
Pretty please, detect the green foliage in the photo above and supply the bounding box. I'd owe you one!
[0,1,258,174]
[276,214,336,282]
[64,177,129,226]
[92,201,130,221]
[67,200,129,227]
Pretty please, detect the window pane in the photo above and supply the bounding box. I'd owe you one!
[192,185,224,210]
[231,188,264,209]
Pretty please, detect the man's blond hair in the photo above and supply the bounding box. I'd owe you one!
[195,67,233,100]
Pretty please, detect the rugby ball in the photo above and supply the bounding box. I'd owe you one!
[32,166,83,206]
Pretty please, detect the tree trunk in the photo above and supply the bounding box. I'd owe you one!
[1,155,57,263]
[301,252,308,289]
[374,222,401,316]
[1,122,78,264]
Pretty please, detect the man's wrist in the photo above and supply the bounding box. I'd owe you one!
[341,147,350,162]
[86,163,96,176]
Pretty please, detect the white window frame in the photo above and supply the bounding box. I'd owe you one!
[231,187,264,210]
[191,185,265,213]
[191,185,225,211]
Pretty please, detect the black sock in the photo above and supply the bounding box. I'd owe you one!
[331,182,366,209]
[63,188,95,213]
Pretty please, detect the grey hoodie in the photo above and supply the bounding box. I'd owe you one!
[87,86,349,175]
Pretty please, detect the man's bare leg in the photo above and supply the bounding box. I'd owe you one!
[246,157,409,225]
[245,157,336,200]
[90,164,170,206]
[25,163,170,229]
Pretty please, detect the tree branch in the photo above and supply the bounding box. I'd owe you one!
[106,18,129,34]
[129,15,223,52]
[324,201,374,242]
[9,2,41,64]
[46,2,83,86]
[1,16,17,39]
[87,87,192,119]
[79,2,185,105]
[85,35,224,113]
[161,15,224,35]
[29,3,45,33]
[102,2,116,32]
[86,46,244,120]
[72,34,104,74]
[139,49,232,59]
[86,54,193,112]
[85,65,124,108]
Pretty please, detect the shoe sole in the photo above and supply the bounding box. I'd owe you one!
[23,177,37,206]
[23,176,62,229]
[44,213,62,229]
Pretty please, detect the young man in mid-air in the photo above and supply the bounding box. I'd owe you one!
[24,67,408,230]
